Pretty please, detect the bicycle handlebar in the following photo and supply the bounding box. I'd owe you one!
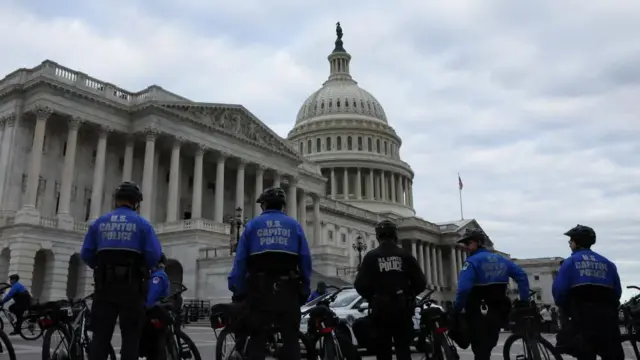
[627,286,640,291]
[160,282,188,303]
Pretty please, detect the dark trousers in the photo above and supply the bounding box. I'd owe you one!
[371,313,413,360]
[88,299,145,360]
[573,307,624,360]
[8,303,25,332]
[140,321,169,360]
[467,311,501,360]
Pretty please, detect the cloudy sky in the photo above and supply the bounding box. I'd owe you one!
[2,1,639,298]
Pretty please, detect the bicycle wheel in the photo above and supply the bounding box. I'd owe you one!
[215,328,240,360]
[19,314,44,341]
[621,333,640,359]
[42,326,71,360]
[0,317,4,331]
[503,333,563,360]
[175,329,202,360]
[0,330,17,360]
[431,333,457,360]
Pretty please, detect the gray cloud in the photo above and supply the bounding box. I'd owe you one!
[2,0,639,298]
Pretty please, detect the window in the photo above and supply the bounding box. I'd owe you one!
[307,139,312,153]
[357,137,363,150]
[42,135,48,152]
[341,233,346,243]
[367,138,372,152]
[316,138,321,152]
[166,171,170,183]
[376,139,381,153]
[329,291,360,308]
[328,230,334,240]
[326,137,332,151]
[347,136,352,150]
[384,141,388,154]
[299,142,303,153]
[90,149,97,165]
[55,192,60,213]
[534,275,540,281]
[85,199,92,221]
[118,157,124,171]
[188,176,193,189]
[62,141,67,157]
[337,137,342,150]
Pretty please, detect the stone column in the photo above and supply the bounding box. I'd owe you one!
[0,114,16,207]
[416,241,423,271]
[431,246,439,286]
[47,248,73,301]
[450,247,458,286]
[287,177,298,219]
[0,119,4,161]
[390,173,396,203]
[191,146,204,219]
[312,194,321,246]
[273,171,281,187]
[121,135,135,182]
[140,128,157,219]
[402,177,408,206]
[166,137,182,222]
[342,168,349,199]
[298,191,307,231]
[22,106,52,212]
[330,168,336,199]
[89,126,109,220]
[456,248,463,272]
[380,171,386,201]
[254,165,265,217]
[7,242,37,290]
[355,168,362,200]
[213,154,226,222]
[368,169,374,200]
[424,244,433,285]
[235,159,246,216]
[437,247,445,286]
[57,118,82,227]
[411,239,417,258]
[397,176,403,205]
[409,180,414,207]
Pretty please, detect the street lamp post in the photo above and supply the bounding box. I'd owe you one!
[225,207,248,255]
[352,235,368,269]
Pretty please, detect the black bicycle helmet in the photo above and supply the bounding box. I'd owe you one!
[114,181,143,204]
[375,219,398,240]
[564,224,596,247]
[8,274,19,281]
[256,186,287,208]
[457,228,487,245]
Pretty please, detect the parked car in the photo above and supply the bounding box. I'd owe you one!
[300,287,443,352]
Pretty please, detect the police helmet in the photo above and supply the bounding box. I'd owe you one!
[114,181,143,204]
[564,224,596,247]
[8,274,19,281]
[375,220,398,241]
[256,187,287,209]
[457,228,487,245]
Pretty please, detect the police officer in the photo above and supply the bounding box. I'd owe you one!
[552,224,624,360]
[143,254,170,360]
[354,220,426,360]
[454,228,529,360]
[80,181,163,360]
[307,281,327,303]
[228,186,312,360]
[0,274,32,335]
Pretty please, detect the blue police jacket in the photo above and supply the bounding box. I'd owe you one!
[0,282,28,305]
[454,248,530,312]
[146,268,170,307]
[552,249,622,307]
[80,206,163,269]
[228,210,312,295]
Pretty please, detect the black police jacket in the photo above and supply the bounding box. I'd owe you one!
[354,242,427,303]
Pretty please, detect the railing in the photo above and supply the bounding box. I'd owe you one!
[0,60,190,106]
[199,246,233,259]
[336,266,358,276]
[395,216,441,232]
[155,218,230,234]
[320,197,381,222]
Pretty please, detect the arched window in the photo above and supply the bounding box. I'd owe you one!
[357,137,363,150]
[316,138,321,152]
[299,142,303,153]
[326,137,332,151]
[347,136,353,150]
[367,138,372,152]
[337,136,342,150]
[307,139,312,154]
[384,141,388,155]
[376,139,381,153]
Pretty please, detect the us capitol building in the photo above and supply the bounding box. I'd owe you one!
[0,26,495,305]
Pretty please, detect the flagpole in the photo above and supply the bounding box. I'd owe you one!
[458,173,464,220]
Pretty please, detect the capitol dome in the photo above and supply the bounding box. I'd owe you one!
[288,23,415,217]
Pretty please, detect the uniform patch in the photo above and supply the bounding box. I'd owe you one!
[461,262,470,271]
[152,277,160,284]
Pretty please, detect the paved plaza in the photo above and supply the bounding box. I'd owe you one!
[6,325,640,360]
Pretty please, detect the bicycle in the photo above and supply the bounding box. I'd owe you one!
[503,290,562,360]
[416,289,458,360]
[0,328,16,360]
[301,285,360,360]
[0,283,44,340]
[620,285,640,359]
[146,282,202,360]
[41,293,117,360]
[211,299,313,360]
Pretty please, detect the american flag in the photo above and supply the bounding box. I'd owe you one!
[458,174,464,190]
